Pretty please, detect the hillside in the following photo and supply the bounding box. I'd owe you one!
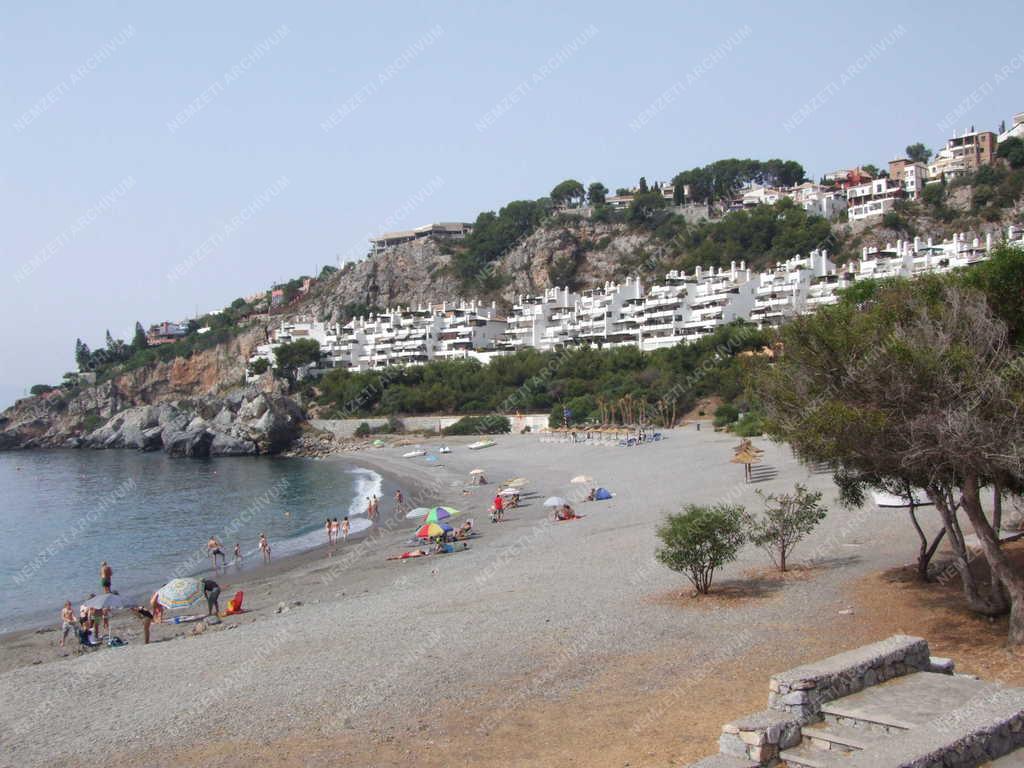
[3,162,1022,451]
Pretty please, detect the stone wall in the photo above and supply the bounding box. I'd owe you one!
[768,634,931,721]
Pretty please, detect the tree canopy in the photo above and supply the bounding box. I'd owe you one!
[671,158,806,204]
[550,179,585,207]
[758,270,1024,643]
[905,143,932,163]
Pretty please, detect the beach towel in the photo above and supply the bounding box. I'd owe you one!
[224,591,245,615]
[594,488,613,501]
[557,515,585,522]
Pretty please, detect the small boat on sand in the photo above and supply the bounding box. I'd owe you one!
[402,449,427,458]
[467,440,496,451]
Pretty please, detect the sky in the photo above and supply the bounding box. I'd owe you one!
[2,0,1023,408]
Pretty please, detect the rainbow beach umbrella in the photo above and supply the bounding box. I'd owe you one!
[415,522,453,539]
[155,577,205,610]
[422,506,461,523]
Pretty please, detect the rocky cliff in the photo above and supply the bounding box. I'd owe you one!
[0,326,291,453]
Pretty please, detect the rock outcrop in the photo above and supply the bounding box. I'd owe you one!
[78,389,305,457]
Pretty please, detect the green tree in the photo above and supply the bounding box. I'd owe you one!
[656,504,746,594]
[550,179,585,208]
[759,277,1024,642]
[998,137,1024,169]
[713,403,739,427]
[861,164,880,178]
[746,484,827,571]
[905,143,932,164]
[29,384,55,396]
[132,321,148,351]
[627,190,668,224]
[587,182,608,206]
[961,244,1024,345]
[75,339,91,371]
[638,176,649,193]
[274,339,321,379]
[248,358,270,376]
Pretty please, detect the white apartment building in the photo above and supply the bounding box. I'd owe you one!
[501,287,578,352]
[846,177,905,221]
[750,251,835,328]
[434,302,507,362]
[676,263,756,343]
[250,229,1016,377]
[574,277,645,347]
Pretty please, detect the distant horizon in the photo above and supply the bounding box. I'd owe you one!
[3,1,1023,406]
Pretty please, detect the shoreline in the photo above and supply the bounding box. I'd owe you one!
[0,448,437,669]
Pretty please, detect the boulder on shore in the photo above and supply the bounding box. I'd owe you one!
[74,389,306,458]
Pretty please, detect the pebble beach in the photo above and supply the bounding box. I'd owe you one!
[0,428,936,767]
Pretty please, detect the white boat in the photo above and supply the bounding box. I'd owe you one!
[402,449,426,458]
[467,440,496,451]
[872,490,932,508]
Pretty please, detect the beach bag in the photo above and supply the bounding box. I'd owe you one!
[225,591,245,615]
[594,488,613,500]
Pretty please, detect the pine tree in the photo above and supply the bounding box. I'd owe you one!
[75,339,91,371]
[132,321,148,351]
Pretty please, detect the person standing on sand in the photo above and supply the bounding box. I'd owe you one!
[371,495,379,519]
[99,561,112,593]
[133,606,153,644]
[342,516,350,542]
[259,532,271,564]
[60,601,77,648]
[325,518,333,546]
[394,489,404,514]
[234,542,243,566]
[201,578,221,616]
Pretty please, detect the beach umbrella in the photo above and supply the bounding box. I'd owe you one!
[570,475,593,484]
[405,506,432,520]
[469,468,485,476]
[155,577,205,610]
[423,506,461,523]
[83,592,129,611]
[543,496,570,507]
[731,447,762,482]
[415,522,452,539]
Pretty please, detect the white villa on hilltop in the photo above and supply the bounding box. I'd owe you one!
[249,227,1023,379]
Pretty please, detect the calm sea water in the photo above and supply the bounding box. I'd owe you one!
[0,450,380,632]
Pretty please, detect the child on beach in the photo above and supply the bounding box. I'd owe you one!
[234,542,242,566]
[394,489,404,514]
[259,532,271,564]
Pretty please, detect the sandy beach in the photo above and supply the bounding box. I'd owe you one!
[0,427,1013,767]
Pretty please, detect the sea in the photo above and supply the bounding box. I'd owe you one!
[0,450,381,632]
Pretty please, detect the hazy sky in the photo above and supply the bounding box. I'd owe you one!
[2,1,1022,407]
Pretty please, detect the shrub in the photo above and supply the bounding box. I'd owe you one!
[29,384,55,396]
[733,412,765,437]
[656,504,746,594]
[713,403,739,427]
[385,414,405,434]
[354,422,372,438]
[249,358,270,376]
[746,484,827,571]
[81,414,105,433]
[442,415,511,436]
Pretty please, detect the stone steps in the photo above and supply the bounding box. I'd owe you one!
[800,721,882,751]
[779,741,859,767]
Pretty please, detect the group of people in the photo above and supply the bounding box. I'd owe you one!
[324,517,351,547]
[364,495,380,519]
[207,534,272,571]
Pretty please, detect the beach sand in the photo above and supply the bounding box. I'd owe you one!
[0,427,1006,767]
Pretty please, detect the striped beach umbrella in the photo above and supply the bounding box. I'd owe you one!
[404,506,432,520]
[155,577,205,610]
[423,506,461,523]
[415,522,452,539]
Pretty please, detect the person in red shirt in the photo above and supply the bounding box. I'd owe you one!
[492,493,504,523]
